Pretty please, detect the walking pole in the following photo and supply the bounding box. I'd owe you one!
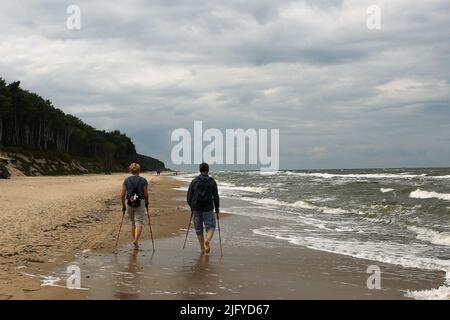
[114,210,126,252]
[146,207,155,252]
[183,210,194,249]
[216,212,223,257]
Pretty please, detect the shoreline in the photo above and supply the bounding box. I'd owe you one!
[21,214,446,300]
[0,173,446,299]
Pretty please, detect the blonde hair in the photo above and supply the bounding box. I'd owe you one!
[129,163,141,174]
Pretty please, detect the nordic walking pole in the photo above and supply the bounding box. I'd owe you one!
[183,210,194,249]
[216,211,223,257]
[114,210,126,252]
[146,207,155,252]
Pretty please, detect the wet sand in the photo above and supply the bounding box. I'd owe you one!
[18,214,446,300]
[0,174,446,299]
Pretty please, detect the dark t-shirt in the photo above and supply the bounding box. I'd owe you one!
[123,176,149,199]
[187,175,220,212]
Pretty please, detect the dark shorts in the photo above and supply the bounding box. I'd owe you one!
[193,211,216,235]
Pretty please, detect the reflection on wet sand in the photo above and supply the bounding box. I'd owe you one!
[108,246,222,299]
[37,214,440,300]
[179,254,218,299]
[113,249,141,300]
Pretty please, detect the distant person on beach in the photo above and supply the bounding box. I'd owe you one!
[187,163,220,255]
[121,163,149,250]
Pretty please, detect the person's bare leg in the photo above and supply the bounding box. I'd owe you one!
[197,234,205,254]
[133,226,143,250]
[131,226,136,241]
[204,230,214,254]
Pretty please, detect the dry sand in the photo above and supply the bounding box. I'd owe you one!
[0,173,190,299]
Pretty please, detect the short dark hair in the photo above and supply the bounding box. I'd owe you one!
[199,162,209,173]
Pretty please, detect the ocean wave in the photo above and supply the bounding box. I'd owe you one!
[307,197,336,203]
[258,171,280,175]
[291,201,348,214]
[286,172,427,179]
[406,285,450,300]
[406,270,450,300]
[409,189,450,201]
[380,188,395,193]
[220,185,268,193]
[291,200,317,210]
[284,172,450,180]
[408,226,450,246]
[240,197,348,214]
[230,170,279,176]
[171,174,196,183]
[253,227,450,299]
[334,226,356,232]
[254,227,450,270]
[241,197,288,207]
[320,207,348,214]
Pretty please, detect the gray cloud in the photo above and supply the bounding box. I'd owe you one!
[0,0,449,169]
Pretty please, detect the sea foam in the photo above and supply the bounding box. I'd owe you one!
[406,285,450,300]
[408,226,450,246]
[409,189,450,201]
[241,196,347,215]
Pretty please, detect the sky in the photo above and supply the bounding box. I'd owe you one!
[0,0,449,170]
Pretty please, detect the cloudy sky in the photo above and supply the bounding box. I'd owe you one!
[1,0,449,170]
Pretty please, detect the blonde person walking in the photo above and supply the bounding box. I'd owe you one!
[121,163,149,250]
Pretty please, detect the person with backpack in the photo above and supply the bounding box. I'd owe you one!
[121,163,149,250]
[187,162,220,255]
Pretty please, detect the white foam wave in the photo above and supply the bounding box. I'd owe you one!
[307,197,336,202]
[253,227,450,299]
[380,188,395,193]
[285,172,450,180]
[221,185,268,193]
[408,226,450,246]
[290,201,348,214]
[406,270,450,300]
[406,285,450,300]
[258,171,280,175]
[241,197,288,207]
[291,200,317,210]
[334,226,355,232]
[287,172,427,179]
[254,227,450,270]
[406,269,450,300]
[240,197,347,214]
[320,207,348,214]
[409,189,450,201]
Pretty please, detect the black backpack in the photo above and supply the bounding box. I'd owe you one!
[127,178,141,208]
[193,177,213,209]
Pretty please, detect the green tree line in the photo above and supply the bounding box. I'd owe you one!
[0,78,165,172]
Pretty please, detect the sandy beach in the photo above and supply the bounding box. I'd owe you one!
[0,173,446,300]
[0,173,190,299]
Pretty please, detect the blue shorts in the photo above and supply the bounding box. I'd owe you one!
[193,211,216,235]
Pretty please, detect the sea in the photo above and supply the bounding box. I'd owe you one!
[177,168,450,299]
